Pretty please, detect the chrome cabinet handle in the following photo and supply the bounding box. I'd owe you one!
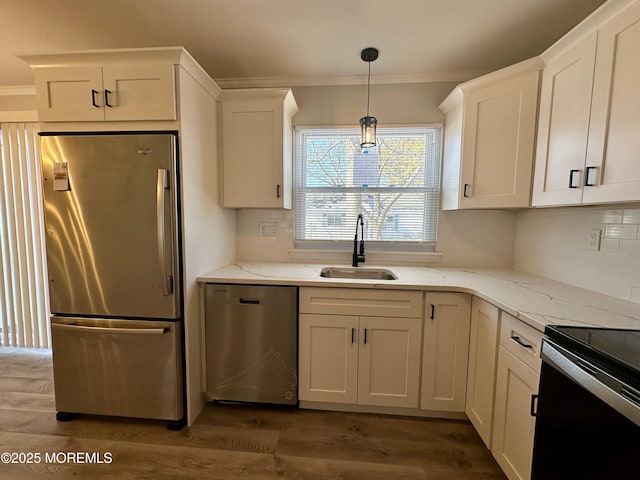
[157,169,173,296]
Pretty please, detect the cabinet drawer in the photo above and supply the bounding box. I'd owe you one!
[299,287,423,318]
[499,312,543,373]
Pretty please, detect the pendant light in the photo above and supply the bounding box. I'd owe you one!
[359,47,379,150]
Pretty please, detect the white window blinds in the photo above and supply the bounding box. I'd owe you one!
[294,126,441,248]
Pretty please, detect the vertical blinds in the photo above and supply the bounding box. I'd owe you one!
[0,123,49,348]
[294,126,441,247]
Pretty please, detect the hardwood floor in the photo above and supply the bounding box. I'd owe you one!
[0,347,505,479]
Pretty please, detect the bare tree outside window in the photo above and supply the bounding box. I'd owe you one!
[295,127,441,248]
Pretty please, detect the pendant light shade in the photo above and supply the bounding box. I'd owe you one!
[360,116,377,149]
[359,47,378,150]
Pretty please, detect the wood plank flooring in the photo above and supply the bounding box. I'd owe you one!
[0,347,505,479]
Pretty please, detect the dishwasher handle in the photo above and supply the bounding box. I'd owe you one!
[239,298,261,305]
[52,323,168,335]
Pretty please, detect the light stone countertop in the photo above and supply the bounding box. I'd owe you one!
[198,262,640,332]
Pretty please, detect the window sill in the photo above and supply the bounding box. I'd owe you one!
[288,248,443,266]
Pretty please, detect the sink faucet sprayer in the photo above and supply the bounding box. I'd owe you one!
[352,214,366,267]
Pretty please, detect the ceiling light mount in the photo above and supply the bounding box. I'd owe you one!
[359,47,379,150]
[360,47,379,63]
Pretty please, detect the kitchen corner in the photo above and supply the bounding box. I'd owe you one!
[1,1,639,478]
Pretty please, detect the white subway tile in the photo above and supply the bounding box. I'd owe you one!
[622,208,640,225]
[619,239,640,256]
[604,224,638,240]
[590,208,623,224]
[599,237,620,253]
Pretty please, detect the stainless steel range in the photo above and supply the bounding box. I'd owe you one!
[532,325,640,479]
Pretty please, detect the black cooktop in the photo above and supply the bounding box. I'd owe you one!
[545,325,640,389]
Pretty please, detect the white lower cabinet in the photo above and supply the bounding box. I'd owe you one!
[357,316,422,408]
[298,288,423,408]
[420,292,471,412]
[298,313,358,404]
[492,347,540,480]
[465,297,501,447]
[298,287,547,480]
[491,311,543,480]
[298,313,422,408]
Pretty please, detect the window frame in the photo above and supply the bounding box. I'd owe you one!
[293,124,443,252]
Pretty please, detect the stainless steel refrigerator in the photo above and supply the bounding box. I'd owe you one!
[40,132,184,425]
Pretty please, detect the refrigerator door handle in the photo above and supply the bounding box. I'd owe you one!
[52,323,168,335]
[156,169,173,296]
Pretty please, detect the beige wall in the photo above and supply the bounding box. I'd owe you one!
[291,82,455,126]
[0,93,36,112]
[0,89,36,121]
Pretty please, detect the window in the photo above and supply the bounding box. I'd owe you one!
[295,126,442,249]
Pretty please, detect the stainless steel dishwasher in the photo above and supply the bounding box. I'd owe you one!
[204,284,298,405]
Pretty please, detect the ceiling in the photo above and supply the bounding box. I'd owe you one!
[0,0,608,89]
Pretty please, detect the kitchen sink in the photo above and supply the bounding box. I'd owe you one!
[319,267,398,280]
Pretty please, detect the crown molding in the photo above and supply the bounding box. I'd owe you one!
[214,71,488,89]
[0,86,36,95]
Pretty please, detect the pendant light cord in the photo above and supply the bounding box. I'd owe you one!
[366,60,371,117]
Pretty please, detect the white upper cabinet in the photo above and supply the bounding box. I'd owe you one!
[533,0,640,206]
[583,0,640,203]
[440,58,541,210]
[222,88,298,209]
[531,33,597,206]
[32,63,176,122]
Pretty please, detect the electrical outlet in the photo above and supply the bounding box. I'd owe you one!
[259,222,278,236]
[587,229,601,251]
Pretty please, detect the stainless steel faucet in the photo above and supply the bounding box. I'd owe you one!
[352,214,365,267]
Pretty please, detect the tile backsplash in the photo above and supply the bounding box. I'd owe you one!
[235,202,640,304]
[514,205,640,304]
[236,208,517,268]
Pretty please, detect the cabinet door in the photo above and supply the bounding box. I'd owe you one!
[532,32,597,206]
[460,70,539,208]
[421,293,471,412]
[222,99,285,208]
[357,316,422,408]
[466,297,500,448]
[492,346,540,480]
[298,314,358,404]
[34,66,104,122]
[102,64,176,121]
[583,2,640,204]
